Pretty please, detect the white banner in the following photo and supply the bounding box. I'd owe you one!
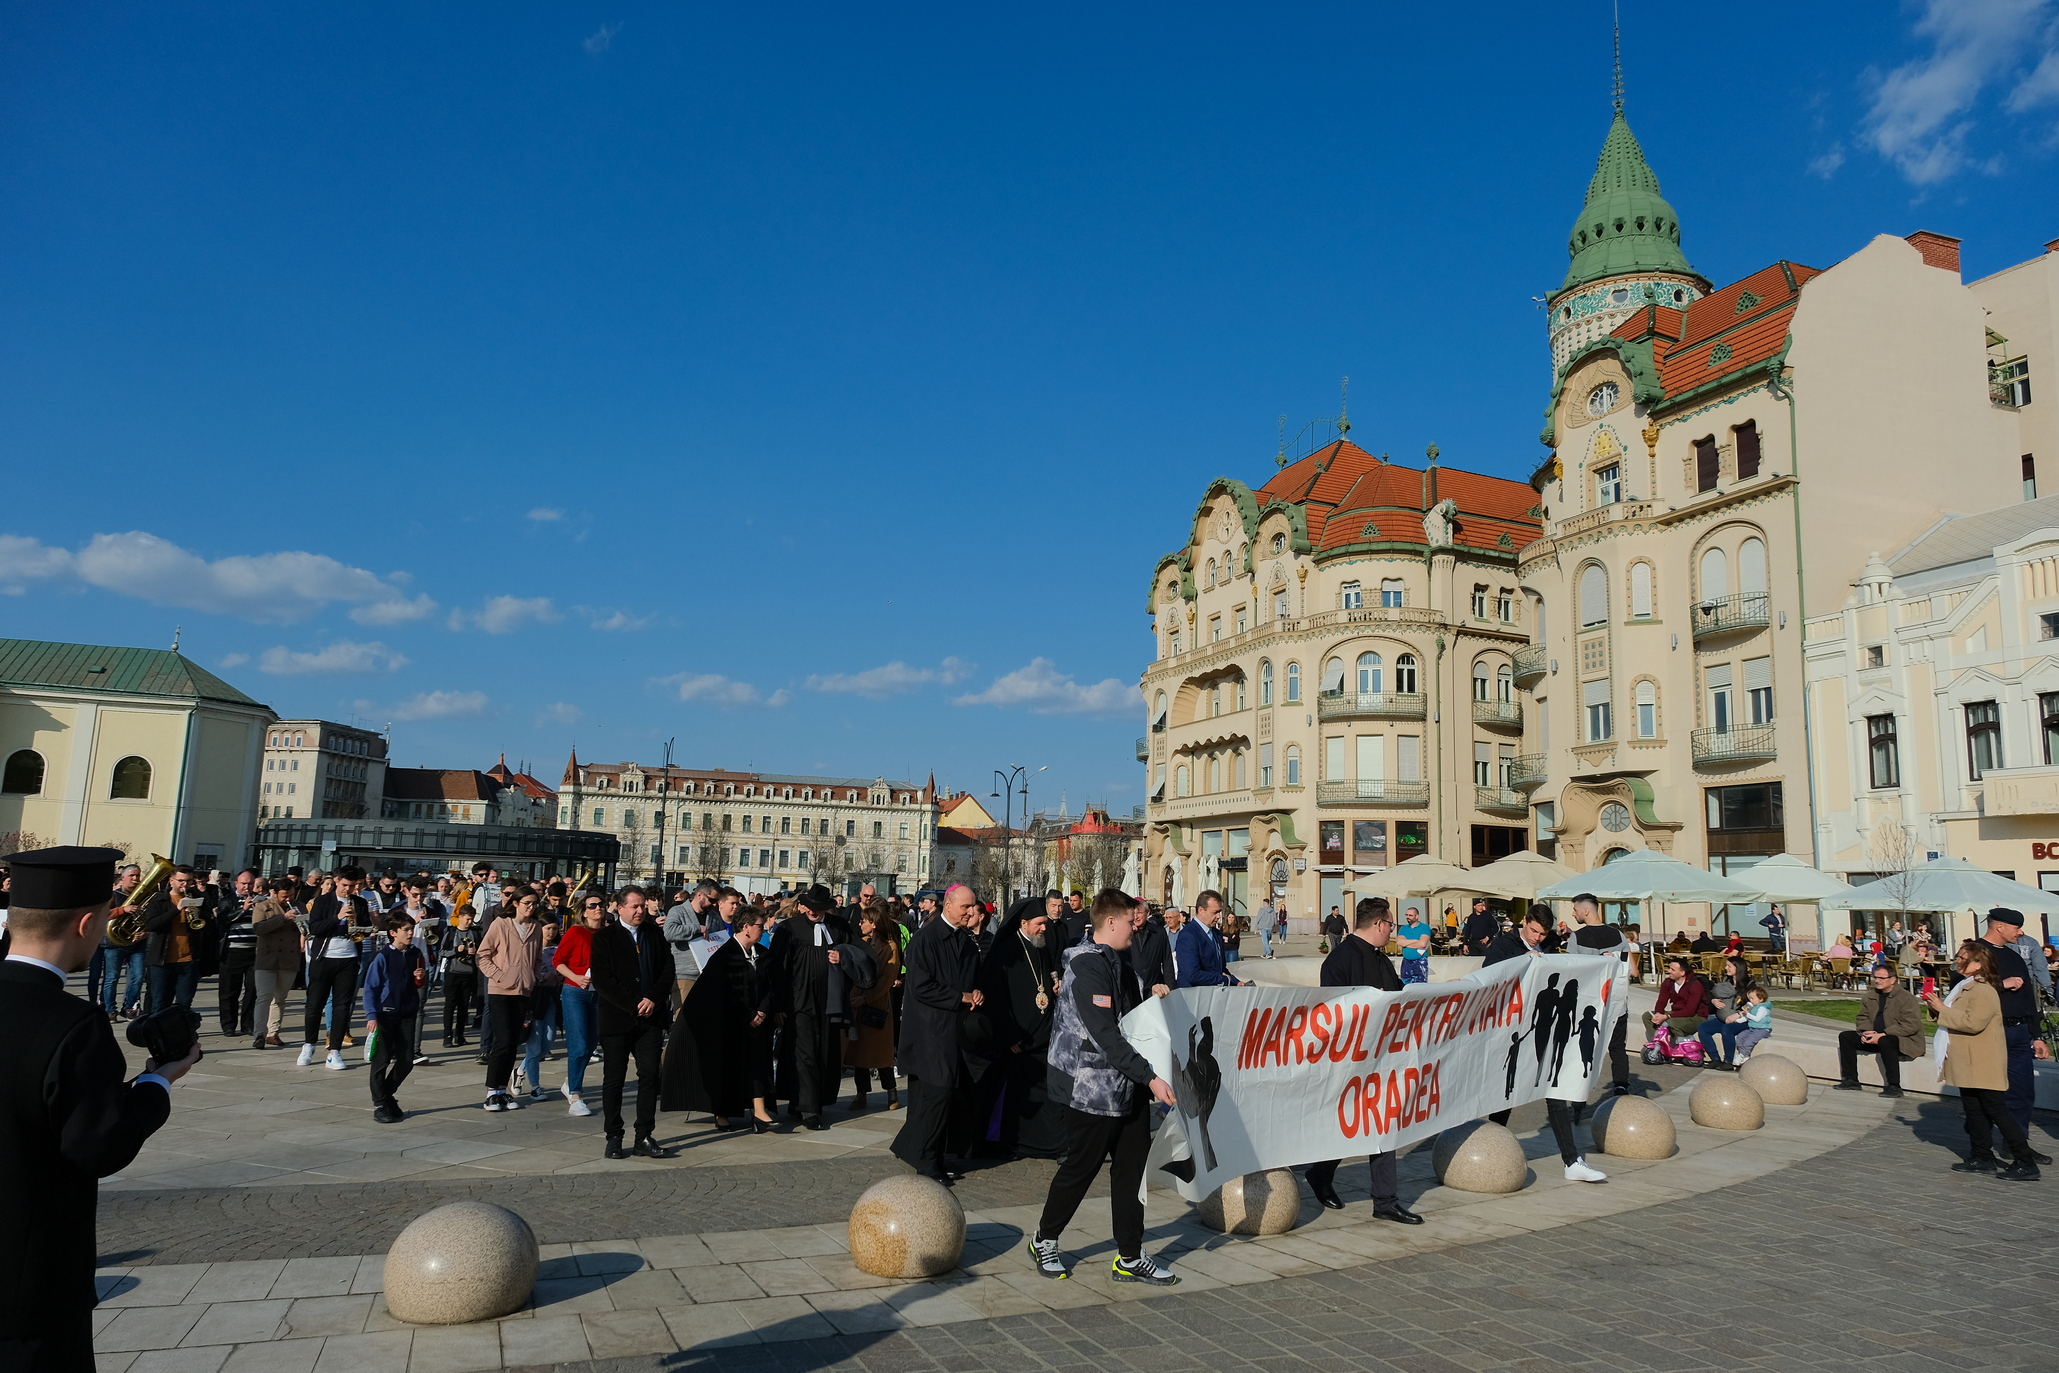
[1122,954,1628,1200]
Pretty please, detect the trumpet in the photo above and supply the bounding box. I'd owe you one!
[563,867,596,904]
[107,853,174,947]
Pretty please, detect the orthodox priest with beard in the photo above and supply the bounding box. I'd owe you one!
[768,885,853,1130]
[977,895,1067,1156]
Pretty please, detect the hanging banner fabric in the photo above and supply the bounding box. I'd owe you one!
[1121,953,1628,1202]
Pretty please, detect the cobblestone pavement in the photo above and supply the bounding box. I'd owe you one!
[527,1097,2056,1373]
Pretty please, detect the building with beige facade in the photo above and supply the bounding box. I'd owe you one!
[1140,443,1542,927]
[1805,499,2059,947]
[259,718,386,821]
[0,638,273,870]
[1512,103,2054,940]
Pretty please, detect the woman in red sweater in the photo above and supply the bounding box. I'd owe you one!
[553,893,608,1117]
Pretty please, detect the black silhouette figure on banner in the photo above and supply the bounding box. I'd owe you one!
[1503,1030,1526,1099]
[1170,1016,1222,1172]
[1548,978,1580,1085]
[1576,1006,1601,1080]
[1530,974,1561,1085]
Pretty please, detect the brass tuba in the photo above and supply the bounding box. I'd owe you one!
[106,853,174,947]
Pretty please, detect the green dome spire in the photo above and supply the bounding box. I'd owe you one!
[1555,111,1695,296]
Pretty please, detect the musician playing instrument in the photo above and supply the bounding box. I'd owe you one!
[140,866,212,1011]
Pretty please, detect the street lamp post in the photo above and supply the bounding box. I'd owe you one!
[992,766,1030,904]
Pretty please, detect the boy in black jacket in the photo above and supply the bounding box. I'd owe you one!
[362,917,426,1123]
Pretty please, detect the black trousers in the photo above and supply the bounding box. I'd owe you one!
[1490,1098,1579,1165]
[852,1066,895,1094]
[370,1013,416,1110]
[1837,1031,1904,1088]
[2003,1023,2036,1134]
[485,994,528,1091]
[217,953,257,1034]
[304,956,359,1049]
[1306,1149,1398,1209]
[601,1021,665,1140]
[1961,1085,2032,1161]
[789,1010,842,1115]
[891,1077,954,1178]
[1605,1013,1629,1087]
[0,1323,94,1373]
[443,970,478,1042]
[1038,1098,1153,1259]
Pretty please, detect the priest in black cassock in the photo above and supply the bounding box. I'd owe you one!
[0,847,199,1372]
[769,885,853,1130]
[973,895,1067,1156]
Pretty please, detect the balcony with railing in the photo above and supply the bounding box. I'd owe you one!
[1316,690,1428,721]
[1134,737,1149,762]
[1472,698,1522,729]
[1512,643,1548,685]
[1691,592,1770,641]
[1508,753,1547,790]
[1316,780,1431,807]
[1475,786,1528,815]
[1692,724,1777,767]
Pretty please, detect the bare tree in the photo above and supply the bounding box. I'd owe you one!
[0,829,51,857]
[697,830,732,886]
[620,810,648,882]
[808,837,841,892]
[1867,821,1926,942]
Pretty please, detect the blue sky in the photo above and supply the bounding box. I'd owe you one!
[4,2,2057,810]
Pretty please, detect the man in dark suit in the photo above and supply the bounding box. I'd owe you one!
[768,884,853,1129]
[1303,898,1422,1224]
[1128,904,1176,994]
[589,891,675,1159]
[891,882,982,1182]
[1485,909,1608,1183]
[1,847,198,1372]
[1175,890,1248,989]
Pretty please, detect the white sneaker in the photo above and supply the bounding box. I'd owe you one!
[483,1094,508,1112]
[1564,1158,1608,1183]
[566,1095,592,1117]
[295,1044,317,1067]
[324,1050,348,1071]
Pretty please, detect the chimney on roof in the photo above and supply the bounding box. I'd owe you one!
[2047,237,2059,255]
[1905,230,1961,276]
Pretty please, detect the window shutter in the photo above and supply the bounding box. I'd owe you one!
[1397,736,1421,781]
[1583,680,1611,706]
[1744,657,1772,691]
[1705,664,1733,690]
[1474,742,1492,764]
[1357,735,1384,780]
[1735,421,1761,479]
[1695,437,1720,492]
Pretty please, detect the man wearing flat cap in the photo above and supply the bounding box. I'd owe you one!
[1980,908,2054,1158]
[767,884,853,1129]
[0,846,201,1371]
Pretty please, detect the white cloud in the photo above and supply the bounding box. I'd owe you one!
[1860,0,2057,184]
[2008,48,2059,111]
[527,507,565,522]
[258,640,409,676]
[662,672,791,709]
[219,653,249,669]
[581,607,652,632]
[541,702,584,725]
[804,657,973,697]
[391,690,490,721]
[953,658,1138,716]
[451,595,562,634]
[1807,143,1847,179]
[0,530,434,624]
[584,22,620,55]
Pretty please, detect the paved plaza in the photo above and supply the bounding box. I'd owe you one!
[83,967,2059,1373]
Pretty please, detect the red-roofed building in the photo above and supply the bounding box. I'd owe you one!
[1142,429,1543,929]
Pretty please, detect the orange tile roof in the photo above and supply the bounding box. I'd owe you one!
[1256,440,1542,556]
[1605,262,1823,406]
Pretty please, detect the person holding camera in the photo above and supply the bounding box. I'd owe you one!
[1,846,200,1371]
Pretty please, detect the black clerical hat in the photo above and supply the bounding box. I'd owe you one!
[2,845,125,909]
[795,884,837,914]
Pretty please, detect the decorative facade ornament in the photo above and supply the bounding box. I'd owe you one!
[1423,497,1459,548]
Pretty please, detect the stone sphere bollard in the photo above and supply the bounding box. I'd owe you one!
[1736,1053,1809,1105]
[1198,1169,1302,1235]
[848,1176,965,1278]
[1431,1121,1529,1193]
[1689,1075,1766,1130]
[382,1202,538,1325]
[1590,1093,1676,1159]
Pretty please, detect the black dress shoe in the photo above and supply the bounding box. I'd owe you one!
[604,1137,629,1160]
[1311,1184,1345,1211]
[1951,1155,1996,1174]
[633,1136,673,1159]
[803,1116,828,1132]
[1833,1080,1864,1091]
[2027,1149,2054,1166]
[1372,1205,1425,1226]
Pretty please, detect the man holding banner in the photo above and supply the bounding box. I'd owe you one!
[1486,909,1608,1182]
[1303,898,1423,1224]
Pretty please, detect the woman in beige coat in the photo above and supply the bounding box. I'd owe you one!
[1925,941,2041,1180]
[476,891,545,1112]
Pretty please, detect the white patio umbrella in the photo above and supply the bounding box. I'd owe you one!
[1731,852,1857,903]
[1817,856,2059,916]
[1534,848,1760,903]
[1469,849,1579,900]
[1355,853,1476,898]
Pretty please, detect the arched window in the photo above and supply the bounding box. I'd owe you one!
[292,733,303,747]
[1208,756,1221,792]
[110,756,152,800]
[1636,680,1658,737]
[1234,677,1247,711]
[1630,562,1653,618]
[1322,657,1346,695]
[1284,745,1301,786]
[1579,563,1608,627]
[1153,691,1168,731]
[1356,652,1382,694]
[1176,765,1191,798]
[1739,537,1768,597]
[1700,546,1730,601]
[1395,654,1419,694]
[2,749,44,795]
[1498,665,1514,701]
[1259,661,1274,706]
[1270,533,1285,555]
[1211,684,1222,717]
[1472,662,1491,701]
[1285,662,1301,702]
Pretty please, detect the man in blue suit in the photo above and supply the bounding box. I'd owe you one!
[1176,891,1249,989]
